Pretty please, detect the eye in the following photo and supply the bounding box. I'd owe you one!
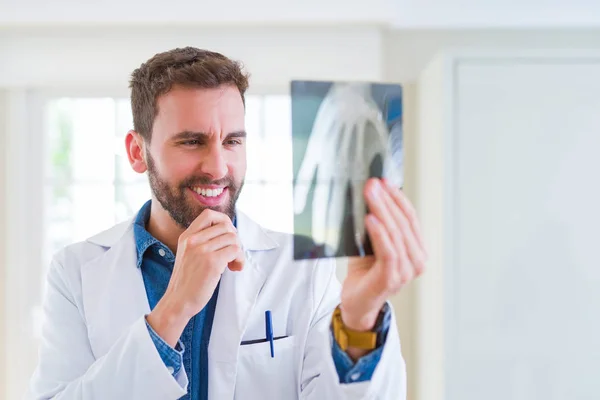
[224,139,243,146]
[181,140,200,146]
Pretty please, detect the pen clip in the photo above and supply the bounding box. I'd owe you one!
[265,310,274,358]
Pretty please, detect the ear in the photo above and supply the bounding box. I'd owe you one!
[125,130,148,173]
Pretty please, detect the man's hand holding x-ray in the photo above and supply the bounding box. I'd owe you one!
[293,81,426,351]
[293,82,403,257]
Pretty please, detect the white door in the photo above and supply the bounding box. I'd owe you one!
[448,59,600,400]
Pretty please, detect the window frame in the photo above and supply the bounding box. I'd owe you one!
[3,88,46,400]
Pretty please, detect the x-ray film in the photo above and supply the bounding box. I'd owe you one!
[291,80,403,260]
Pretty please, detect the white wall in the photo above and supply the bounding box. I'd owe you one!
[412,50,600,400]
[2,0,600,28]
[0,91,8,398]
[384,28,600,400]
[0,26,383,91]
[2,90,45,400]
[384,28,600,83]
[5,27,600,91]
[0,0,395,25]
[392,0,600,28]
[6,27,600,92]
[451,56,600,400]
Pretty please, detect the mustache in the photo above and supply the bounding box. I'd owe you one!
[179,175,234,188]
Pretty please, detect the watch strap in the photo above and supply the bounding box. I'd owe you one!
[332,306,378,351]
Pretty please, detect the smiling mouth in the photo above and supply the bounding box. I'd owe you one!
[188,185,228,206]
[191,186,225,198]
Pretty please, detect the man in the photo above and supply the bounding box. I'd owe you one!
[28,47,426,399]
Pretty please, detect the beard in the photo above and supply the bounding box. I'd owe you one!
[146,152,243,229]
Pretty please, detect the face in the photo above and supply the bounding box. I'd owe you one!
[141,85,246,228]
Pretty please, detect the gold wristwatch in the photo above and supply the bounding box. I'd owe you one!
[331,306,378,351]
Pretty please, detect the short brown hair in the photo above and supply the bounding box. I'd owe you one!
[129,47,250,141]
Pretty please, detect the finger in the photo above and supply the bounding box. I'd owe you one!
[312,123,340,247]
[187,221,237,247]
[375,181,426,277]
[364,179,419,281]
[214,242,243,267]
[365,214,408,291]
[311,181,330,246]
[364,179,405,258]
[355,122,384,255]
[326,175,345,255]
[382,178,427,256]
[186,208,234,235]
[228,259,244,272]
[351,178,366,256]
[227,236,245,271]
[324,121,352,254]
[227,242,245,272]
[293,111,340,214]
[196,232,238,254]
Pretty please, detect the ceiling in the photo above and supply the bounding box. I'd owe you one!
[0,0,599,28]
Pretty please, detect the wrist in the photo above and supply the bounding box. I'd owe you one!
[340,304,383,332]
[147,295,191,348]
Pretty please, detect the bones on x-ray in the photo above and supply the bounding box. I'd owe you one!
[291,80,403,260]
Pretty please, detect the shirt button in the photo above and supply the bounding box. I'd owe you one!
[350,372,361,381]
[158,248,166,257]
[167,366,175,374]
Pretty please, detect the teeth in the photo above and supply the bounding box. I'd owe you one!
[193,187,224,197]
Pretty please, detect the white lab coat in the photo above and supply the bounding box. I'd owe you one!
[28,210,406,399]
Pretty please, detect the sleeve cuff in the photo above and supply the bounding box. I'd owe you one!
[330,302,392,383]
[145,317,185,377]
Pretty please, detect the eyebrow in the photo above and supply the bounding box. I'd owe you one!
[172,130,247,142]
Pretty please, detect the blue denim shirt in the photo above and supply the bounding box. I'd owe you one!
[135,200,218,400]
[135,200,389,391]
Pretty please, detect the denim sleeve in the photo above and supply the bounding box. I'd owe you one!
[145,318,185,377]
[331,303,392,383]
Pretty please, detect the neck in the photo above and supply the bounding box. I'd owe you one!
[146,198,184,254]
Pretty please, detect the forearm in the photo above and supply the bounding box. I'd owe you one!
[300,259,405,399]
[146,294,191,348]
[302,303,405,399]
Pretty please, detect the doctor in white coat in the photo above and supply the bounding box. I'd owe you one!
[28,47,427,400]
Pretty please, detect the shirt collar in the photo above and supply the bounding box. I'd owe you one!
[133,200,160,268]
[133,200,238,268]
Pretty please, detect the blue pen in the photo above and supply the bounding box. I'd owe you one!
[265,310,274,358]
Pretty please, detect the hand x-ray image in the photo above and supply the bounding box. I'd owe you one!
[291,80,403,260]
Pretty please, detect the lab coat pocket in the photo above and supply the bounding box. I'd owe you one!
[235,335,299,398]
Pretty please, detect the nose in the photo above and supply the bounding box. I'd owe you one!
[200,142,228,180]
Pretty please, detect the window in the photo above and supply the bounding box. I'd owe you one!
[43,94,293,267]
[2,92,293,398]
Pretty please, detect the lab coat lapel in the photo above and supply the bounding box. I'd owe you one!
[81,219,151,357]
[207,210,279,399]
[80,211,280,398]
